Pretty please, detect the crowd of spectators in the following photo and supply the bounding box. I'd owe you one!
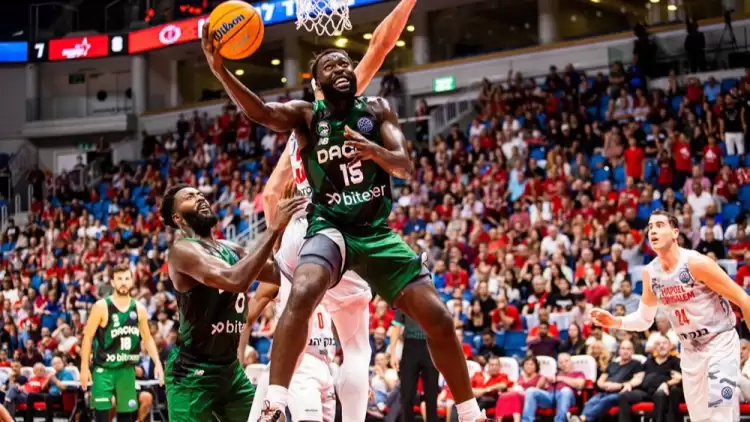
[1,56,750,421]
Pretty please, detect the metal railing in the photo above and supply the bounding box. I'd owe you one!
[231,212,266,247]
[428,99,475,146]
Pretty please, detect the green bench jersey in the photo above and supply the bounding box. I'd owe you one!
[303,97,393,233]
[173,238,247,365]
[93,297,141,369]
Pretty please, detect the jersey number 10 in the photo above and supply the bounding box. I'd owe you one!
[120,337,132,350]
[339,161,363,187]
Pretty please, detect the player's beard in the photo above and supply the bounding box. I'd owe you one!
[321,73,357,103]
[114,286,130,297]
[182,209,219,238]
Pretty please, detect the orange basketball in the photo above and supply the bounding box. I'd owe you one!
[208,0,264,61]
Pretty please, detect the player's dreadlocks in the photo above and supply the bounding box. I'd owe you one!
[159,183,191,228]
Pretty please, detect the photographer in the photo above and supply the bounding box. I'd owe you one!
[633,23,657,79]
[685,19,706,72]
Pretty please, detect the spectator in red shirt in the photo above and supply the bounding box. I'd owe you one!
[702,135,723,182]
[369,300,394,332]
[469,356,512,412]
[672,133,693,188]
[527,308,560,341]
[729,229,750,261]
[491,297,522,332]
[445,261,469,291]
[455,326,474,359]
[623,137,645,181]
[5,362,48,419]
[737,252,750,288]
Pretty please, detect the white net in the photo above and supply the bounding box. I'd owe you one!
[295,0,352,36]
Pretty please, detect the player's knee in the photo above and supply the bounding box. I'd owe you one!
[420,305,455,341]
[288,266,329,311]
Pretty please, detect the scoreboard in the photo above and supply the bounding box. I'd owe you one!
[1,0,387,63]
[28,34,129,62]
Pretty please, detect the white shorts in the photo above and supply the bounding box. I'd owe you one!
[681,329,740,421]
[248,354,336,422]
[275,215,372,312]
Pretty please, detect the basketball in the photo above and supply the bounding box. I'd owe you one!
[208,0,264,61]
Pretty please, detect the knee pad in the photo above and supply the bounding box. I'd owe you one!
[298,234,343,284]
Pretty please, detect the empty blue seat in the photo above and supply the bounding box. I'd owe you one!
[671,96,684,113]
[637,204,652,221]
[530,148,546,161]
[740,185,750,203]
[726,155,741,169]
[613,165,626,186]
[593,168,610,184]
[590,154,606,168]
[722,203,741,224]
[722,78,739,92]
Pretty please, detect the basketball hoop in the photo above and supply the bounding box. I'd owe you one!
[295,0,352,36]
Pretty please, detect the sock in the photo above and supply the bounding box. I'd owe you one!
[330,304,371,422]
[455,398,481,421]
[266,385,289,410]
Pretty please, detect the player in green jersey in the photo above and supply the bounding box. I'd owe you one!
[202,28,484,421]
[80,264,164,422]
[160,184,305,422]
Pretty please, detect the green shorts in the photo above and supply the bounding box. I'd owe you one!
[91,366,138,413]
[165,348,255,422]
[307,219,427,305]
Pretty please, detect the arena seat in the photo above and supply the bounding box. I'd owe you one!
[536,355,557,379]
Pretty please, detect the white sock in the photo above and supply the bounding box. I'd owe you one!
[456,398,481,421]
[265,385,289,410]
[330,304,371,422]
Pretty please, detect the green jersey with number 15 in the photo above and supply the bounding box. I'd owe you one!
[303,97,393,233]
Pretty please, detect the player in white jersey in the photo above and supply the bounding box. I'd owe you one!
[245,272,338,422]
[256,2,418,421]
[590,210,750,422]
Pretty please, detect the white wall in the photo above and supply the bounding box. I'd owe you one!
[0,67,27,138]
[38,55,171,119]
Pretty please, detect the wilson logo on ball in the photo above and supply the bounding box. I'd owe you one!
[213,15,247,42]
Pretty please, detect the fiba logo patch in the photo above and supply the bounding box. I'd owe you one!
[678,269,691,284]
[357,117,374,134]
[722,386,734,400]
[128,399,137,409]
[129,311,137,321]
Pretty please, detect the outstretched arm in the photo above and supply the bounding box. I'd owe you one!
[202,23,309,132]
[168,197,306,293]
[591,268,657,331]
[344,99,413,179]
[263,141,293,224]
[354,0,417,94]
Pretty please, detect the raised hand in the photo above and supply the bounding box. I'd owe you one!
[344,125,381,162]
[589,308,621,328]
[201,21,224,75]
[267,197,307,232]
